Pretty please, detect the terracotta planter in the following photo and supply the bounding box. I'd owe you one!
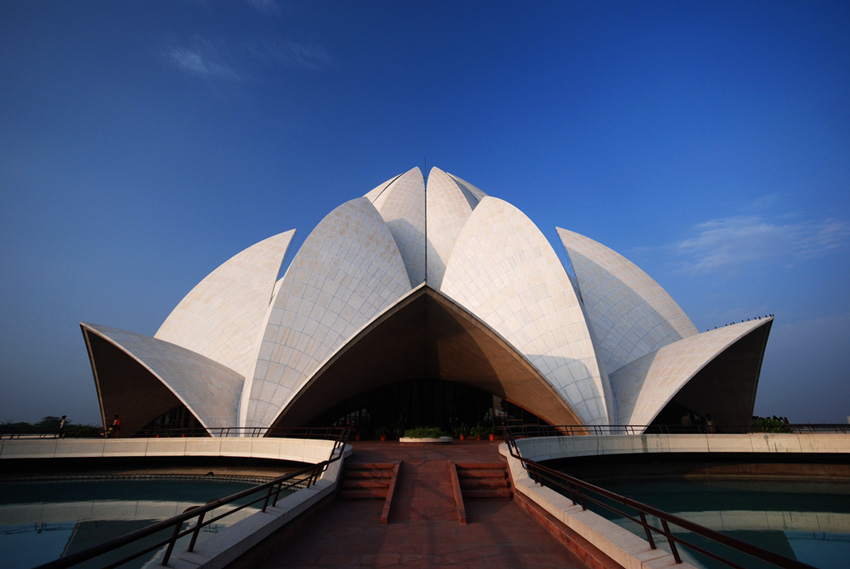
[459,434,465,440]
[380,434,387,441]
[489,433,495,441]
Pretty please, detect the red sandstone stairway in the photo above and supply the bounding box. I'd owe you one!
[338,461,401,524]
[455,462,511,500]
[339,458,510,527]
[448,461,511,525]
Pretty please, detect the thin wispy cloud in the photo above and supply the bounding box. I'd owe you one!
[247,38,330,69]
[674,215,849,274]
[245,0,280,15]
[165,35,329,82]
[166,38,240,81]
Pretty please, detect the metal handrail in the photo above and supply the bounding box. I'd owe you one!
[501,423,850,437]
[33,427,350,569]
[0,431,65,439]
[134,425,350,438]
[502,426,818,569]
[5,423,845,440]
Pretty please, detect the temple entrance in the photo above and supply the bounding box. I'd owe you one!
[269,287,583,431]
[306,379,547,438]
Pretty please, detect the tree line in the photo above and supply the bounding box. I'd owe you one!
[0,416,102,437]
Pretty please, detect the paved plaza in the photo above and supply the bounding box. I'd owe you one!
[257,440,590,569]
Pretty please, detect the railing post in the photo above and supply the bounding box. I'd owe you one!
[660,519,681,563]
[262,484,274,512]
[272,480,283,507]
[567,482,584,509]
[638,511,656,550]
[161,519,184,566]
[187,510,207,552]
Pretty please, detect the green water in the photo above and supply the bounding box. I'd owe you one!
[0,478,279,569]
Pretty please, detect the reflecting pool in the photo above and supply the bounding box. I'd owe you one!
[0,477,279,569]
[579,478,850,569]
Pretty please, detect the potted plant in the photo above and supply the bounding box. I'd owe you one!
[375,425,388,441]
[454,424,469,441]
[471,423,484,441]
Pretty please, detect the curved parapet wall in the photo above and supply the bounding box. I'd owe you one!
[443,197,613,425]
[81,323,244,436]
[156,231,293,378]
[558,228,697,376]
[241,197,412,429]
[610,318,772,429]
[0,436,348,464]
[504,433,850,464]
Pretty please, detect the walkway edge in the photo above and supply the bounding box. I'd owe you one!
[380,461,401,524]
[448,461,467,524]
[500,443,694,569]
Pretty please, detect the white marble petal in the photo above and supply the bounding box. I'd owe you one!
[83,323,243,429]
[441,197,612,425]
[364,167,426,287]
[611,318,771,426]
[558,228,698,376]
[425,167,486,289]
[155,231,293,378]
[241,197,412,428]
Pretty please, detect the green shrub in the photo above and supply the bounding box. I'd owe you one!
[402,427,446,439]
[751,416,792,433]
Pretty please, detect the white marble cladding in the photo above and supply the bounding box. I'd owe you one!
[558,228,698,376]
[441,197,612,425]
[241,197,412,428]
[610,319,770,425]
[425,167,483,289]
[156,231,293,378]
[83,323,244,428]
[364,167,426,287]
[83,166,773,437]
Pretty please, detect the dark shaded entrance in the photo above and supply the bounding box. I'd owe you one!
[270,286,581,432]
[307,379,549,438]
[307,379,493,433]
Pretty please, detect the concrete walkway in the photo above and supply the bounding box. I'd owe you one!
[257,440,589,569]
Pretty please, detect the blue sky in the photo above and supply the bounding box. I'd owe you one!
[1,1,848,425]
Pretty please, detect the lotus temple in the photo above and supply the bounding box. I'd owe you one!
[80,167,772,437]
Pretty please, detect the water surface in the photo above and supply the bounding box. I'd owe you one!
[0,478,276,569]
[578,477,850,569]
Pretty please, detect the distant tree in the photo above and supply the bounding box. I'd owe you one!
[0,421,31,434]
[35,416,63,431]
[0,417,101,437]
[751,415,792,433]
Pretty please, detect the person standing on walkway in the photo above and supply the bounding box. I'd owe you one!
[110,414,121,438]
[58,415,66,439]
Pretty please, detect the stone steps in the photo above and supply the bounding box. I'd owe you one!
[455,462,511,500]
[338,461,401,524]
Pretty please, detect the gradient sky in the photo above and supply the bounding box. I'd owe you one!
[2,1,848,426]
